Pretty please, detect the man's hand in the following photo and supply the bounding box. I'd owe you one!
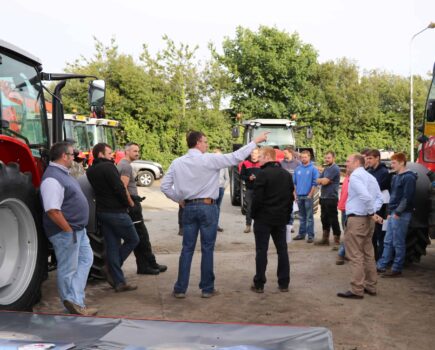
[393,214,400,219]
[253,131,270,144]
[373,214,383,224]
[179,200,185,208]
[128,198,135,207]
[249,174,256,181]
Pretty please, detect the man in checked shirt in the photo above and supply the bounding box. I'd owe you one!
[161,130,268,299]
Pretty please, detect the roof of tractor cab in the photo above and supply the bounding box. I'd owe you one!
[0,39,41,66]
[242,119,294,126]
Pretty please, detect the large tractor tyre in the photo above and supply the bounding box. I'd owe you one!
[241,182,247,215]
[405,227,431,264]
[230,166,241,206]
[136,170,154,187]
[403,163,432,265]
[0,162,47,311]
[88,228,107,280]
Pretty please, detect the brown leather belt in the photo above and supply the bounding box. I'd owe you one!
[184,198,216,205]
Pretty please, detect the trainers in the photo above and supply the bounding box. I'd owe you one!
[63,300,98,316]
[243,225,251,233]
[173,291,186,299]
[250,284,264,293]
[382,270,402,278]
[293,235,305,240]
[336,256,345,265]
[307,238,314,243]
[217,226,224,232]
[115,283,138,292]
[201,289,220,298]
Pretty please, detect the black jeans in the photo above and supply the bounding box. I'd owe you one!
[245,189,254,225]
[373,204,387,260]
[253,221,290,288]
[128,199,157,272]
[320,198,341,236]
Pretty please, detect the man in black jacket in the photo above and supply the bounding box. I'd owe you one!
[366,149,391,260]
[250,147,294,293]
[87,143,139,292]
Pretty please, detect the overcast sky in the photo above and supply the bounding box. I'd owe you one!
[3,0,435,77]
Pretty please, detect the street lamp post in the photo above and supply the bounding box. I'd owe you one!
[409,22,435,162]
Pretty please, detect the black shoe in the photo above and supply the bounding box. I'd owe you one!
[137,267,160,275]
[307,238,314,243]
[279,286,289,292]
[382,270,402,278]
[250,284,264,293]
[293,235,305,240]
[337,290,363,299]
[217,226,224,232]
[154,264,167,273]
[376,268,386,274]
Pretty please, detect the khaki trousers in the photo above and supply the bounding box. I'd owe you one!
[344,216,377,296]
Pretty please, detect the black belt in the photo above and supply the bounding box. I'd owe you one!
[347,213,374,217]
[184,198,216,205]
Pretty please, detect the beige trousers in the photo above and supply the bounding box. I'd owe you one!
[344,216,377,296]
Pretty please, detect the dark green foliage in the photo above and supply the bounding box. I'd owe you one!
[61,27,430,168]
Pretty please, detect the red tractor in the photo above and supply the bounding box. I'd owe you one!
[0,40,105,310]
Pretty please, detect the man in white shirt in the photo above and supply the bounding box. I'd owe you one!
[161,130,268,298]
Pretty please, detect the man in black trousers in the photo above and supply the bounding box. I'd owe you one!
[250,147,294,293]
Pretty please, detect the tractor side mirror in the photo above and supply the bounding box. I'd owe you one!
[232,126,240,138]
[306,126,313,139]
[89,80,106,113]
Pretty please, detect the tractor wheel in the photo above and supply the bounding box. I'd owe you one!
[241,182,247,215]
[230,166,241,206]
[405,227,431,264]
[136,170,154,187]
[0,162,47,311]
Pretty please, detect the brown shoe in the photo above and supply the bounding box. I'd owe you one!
[115,283,138,292]
[243,225,251,233]
[314,230,330,245]
[63,300,98,316]
[382,270,402,278]
[336,256,345,265]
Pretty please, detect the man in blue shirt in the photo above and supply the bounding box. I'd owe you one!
[293,150,319,243]
[315,151,341,247]
[161,130,268,299]
[337,154,383,299]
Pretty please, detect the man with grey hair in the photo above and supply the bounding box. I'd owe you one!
[337,153,383,299]
[40,142,97,315]
[118,142,167,275]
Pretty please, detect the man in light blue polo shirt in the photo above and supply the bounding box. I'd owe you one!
[161,130,268,299]
[293,150,319,243]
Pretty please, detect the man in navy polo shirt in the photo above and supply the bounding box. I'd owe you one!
[315,151,341,248]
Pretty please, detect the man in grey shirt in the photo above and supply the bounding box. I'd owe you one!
[118,142,167,275]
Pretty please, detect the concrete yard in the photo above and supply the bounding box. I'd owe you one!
[35,181,435,350]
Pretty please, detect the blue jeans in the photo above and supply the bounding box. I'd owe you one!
[97,211,140,286]
[377,211,412,272]
[49,229,93,308]
[216,187,225,226]
[174,202,218,294]
[297,196,314,239]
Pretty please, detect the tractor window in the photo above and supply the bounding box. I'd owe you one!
[64,120,89,152]
[86,124,97,147]
[0,52,48,149]
[251,126,295,150]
